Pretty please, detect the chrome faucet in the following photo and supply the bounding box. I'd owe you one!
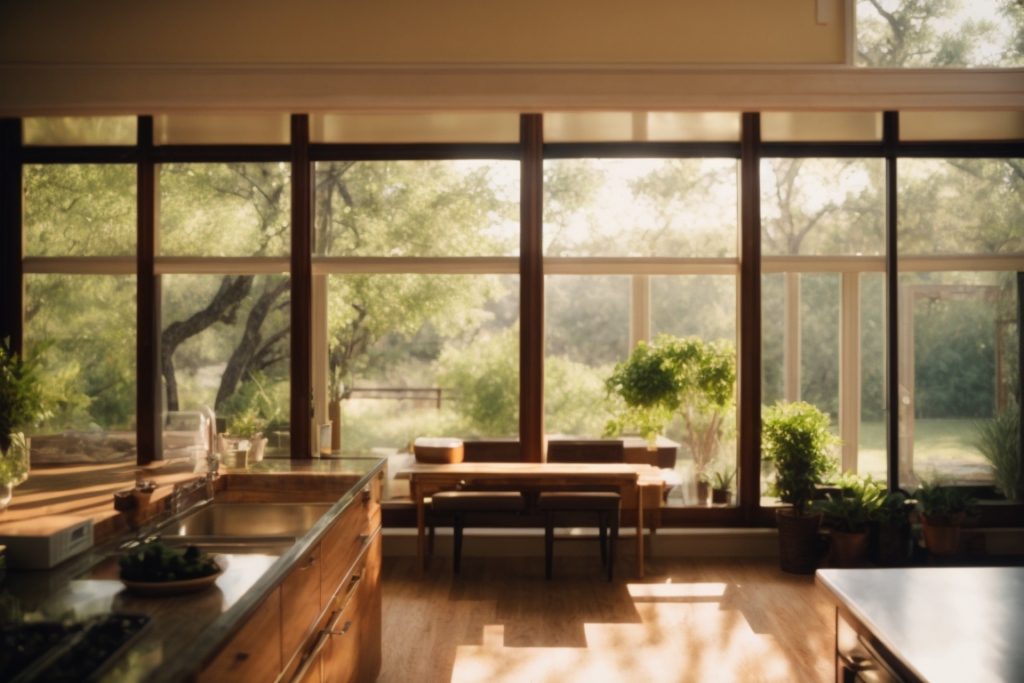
[171,472,216,515]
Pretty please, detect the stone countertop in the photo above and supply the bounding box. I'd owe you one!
[0,456,387,683]
[817,567,1024,683]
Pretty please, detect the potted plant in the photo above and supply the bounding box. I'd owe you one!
[974,402,1021,502]
[872,490,914,566]
[710,466,735,505]
[762,401,838,574]
[820,475,884,567]
[225,407,269,465]
[605,335,735,505]
[914,479,975,556]
[0,339,49,510]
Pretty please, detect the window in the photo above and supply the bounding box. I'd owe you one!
[856,0,1024,68]
[158,163,292,460]
[544,155,740,507]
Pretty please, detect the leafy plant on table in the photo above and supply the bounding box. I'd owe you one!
[119,540,220,582]
[913,479,976,523]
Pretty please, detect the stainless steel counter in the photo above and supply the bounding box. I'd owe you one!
[817,567,1024,683]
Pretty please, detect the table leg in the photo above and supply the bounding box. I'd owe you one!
[636,484,645,579]
[414,480,427,572]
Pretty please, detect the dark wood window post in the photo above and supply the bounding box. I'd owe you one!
[0,119,22,352]
[291,115,313,459]
[137,116,161,465]
[520,114,544,463]
[739,113,762,523]
[884,111,900,493]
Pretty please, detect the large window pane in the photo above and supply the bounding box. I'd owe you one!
[544,275,629,438]
[161,274,291,461]
[159,163,291,257]
[543,158,738,257]
[652,275,738,507]
[23,164,136,256]
[897,271,1018,490]
[857,0,1024,68]
[25,275,136,464]
[23,117,136,146]
[327,274,519,456]
[313,161,518,257]
[898,159,1024,256]
[859,273,888,481]
[761,158,885,256]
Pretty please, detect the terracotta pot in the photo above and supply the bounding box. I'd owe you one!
[829,530,869,567]
[711,488,732,505]
[922,513,965,556]
[776,509,822,575]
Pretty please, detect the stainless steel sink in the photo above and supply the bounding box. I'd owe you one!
[162,502,332,539]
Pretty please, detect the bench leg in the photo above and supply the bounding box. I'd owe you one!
[453,512,464,575]
[544,512,554,580]
[598,512,608,568]
[608,512,619,582]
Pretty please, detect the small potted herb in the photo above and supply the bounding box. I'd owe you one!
[819,475,884,567]
[763,401,838,574]
[914,479,975,556]
[710,466,735,505]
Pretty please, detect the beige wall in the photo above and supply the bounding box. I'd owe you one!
[0,0,845,65]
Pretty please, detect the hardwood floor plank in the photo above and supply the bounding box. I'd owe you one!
[379,557,833,683]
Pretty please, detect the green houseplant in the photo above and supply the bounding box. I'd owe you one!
[914,479,975,556]
[0,339,49,510]
[974,403,1021,502]
[819,475,884,567]
[605,335,735,505]
[710,465,735,505]
[872,490,914,566]
[762,401,838,574]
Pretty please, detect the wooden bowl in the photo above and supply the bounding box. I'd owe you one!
[121,568,223,597]
[413,437,464,464]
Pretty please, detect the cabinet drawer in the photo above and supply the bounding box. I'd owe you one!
[321,477,381,608]
[321,581,361,683]
[282,543,322,668]
[199,588,282,683]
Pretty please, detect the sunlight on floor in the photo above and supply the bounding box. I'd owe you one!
[451,581,799,683]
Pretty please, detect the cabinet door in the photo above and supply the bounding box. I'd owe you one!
[322,587,361,683]
[198,588,282,683]
[357,533,382,683]
[321,478,380,609]
[282,543,322,669]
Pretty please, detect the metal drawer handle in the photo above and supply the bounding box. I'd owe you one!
[330,620,353,637]
[362,485,372,503]
[234,651,250,662]
[300,555,317,571]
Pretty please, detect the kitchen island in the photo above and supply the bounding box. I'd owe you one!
[0,456,386,683]
[817,567,1024,683]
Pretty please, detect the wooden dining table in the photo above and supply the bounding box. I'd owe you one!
[397,462,665,578]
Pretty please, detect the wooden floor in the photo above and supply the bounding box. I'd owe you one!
[379,555,834,683]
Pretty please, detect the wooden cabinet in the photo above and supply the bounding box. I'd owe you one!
[198,471,383,683]
[198,588,282,683]
[282,544,322,669]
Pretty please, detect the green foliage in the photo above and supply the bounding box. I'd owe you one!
[974,403,1021,501]
[0,339,49,452]
[913,479,976,520]
[437,330,518,437]
[875,490,913,527]
[819,475,886,533]
[711,466,736,492]
[222,372,279,437]
[762,401,839,516]
[119,540,220,582]
[605,335,736,476]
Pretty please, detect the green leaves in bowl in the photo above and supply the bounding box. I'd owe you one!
[118,540,220,583]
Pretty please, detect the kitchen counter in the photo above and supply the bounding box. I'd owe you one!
[816,567,1024,683]
[0,456,386,683]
